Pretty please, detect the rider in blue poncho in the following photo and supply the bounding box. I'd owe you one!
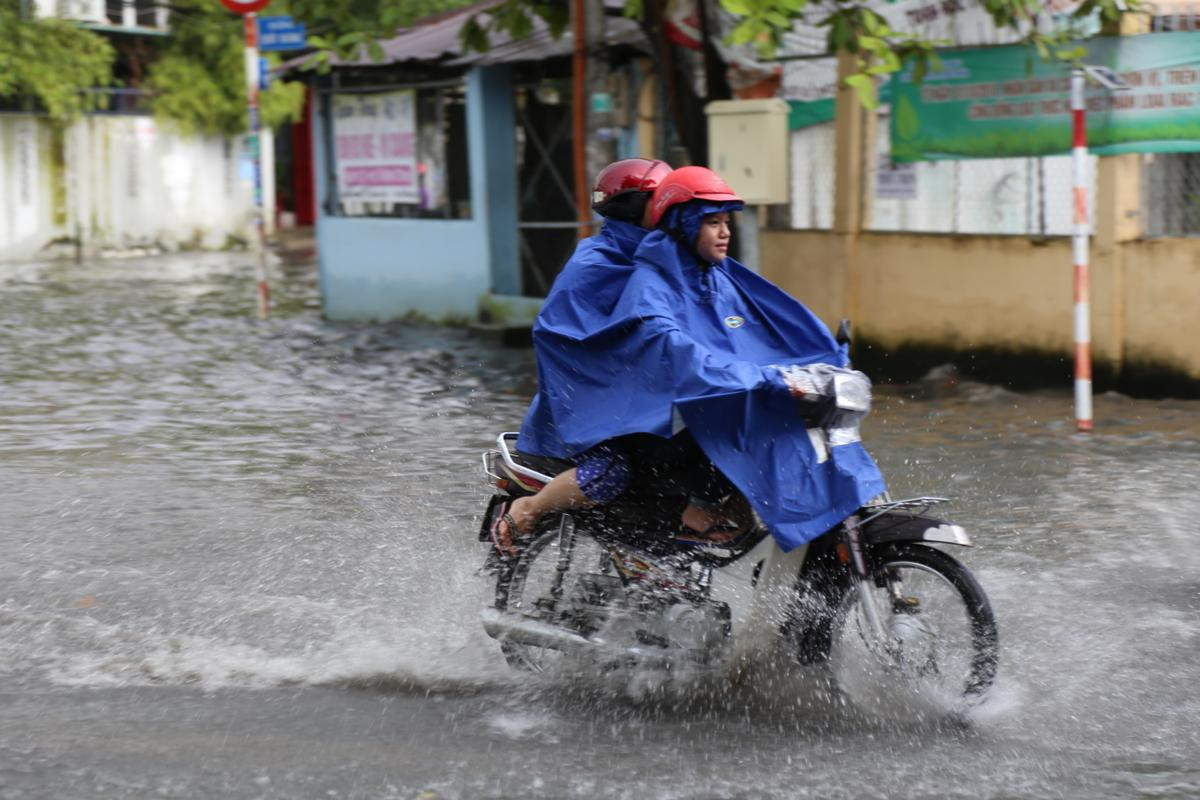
[490,158,672,554]
[498,166,886,553]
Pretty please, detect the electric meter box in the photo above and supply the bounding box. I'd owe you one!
[705,98,790,205]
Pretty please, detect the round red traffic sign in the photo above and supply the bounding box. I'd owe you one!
[220,0,271,12]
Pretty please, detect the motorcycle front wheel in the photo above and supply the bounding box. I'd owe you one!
[493,517,616,673]
[829,543,999,716]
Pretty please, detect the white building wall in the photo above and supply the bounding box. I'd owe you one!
[0,113,254,262]
[783,116,1098,237]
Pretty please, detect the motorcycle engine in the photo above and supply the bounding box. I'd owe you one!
[656,599,731,662]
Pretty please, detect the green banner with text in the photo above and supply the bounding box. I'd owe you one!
[889,32,1200,162]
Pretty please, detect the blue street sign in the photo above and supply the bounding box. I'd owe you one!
[259,57,271,90]
[258,15,307,51]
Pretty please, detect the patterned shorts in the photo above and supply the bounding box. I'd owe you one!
[574,444,632,503]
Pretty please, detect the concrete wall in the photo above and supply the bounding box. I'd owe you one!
[760,229,1200,380]
[1122,238,1200,371]
[0,114,252,261]
[316,216,489,322]
[760,230,847,323]
[856,234,1073,352]
[313,66,520,322]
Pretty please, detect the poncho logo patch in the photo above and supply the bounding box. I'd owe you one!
[724,315,745,329]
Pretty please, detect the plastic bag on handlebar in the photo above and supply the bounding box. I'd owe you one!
[779,363,873,428]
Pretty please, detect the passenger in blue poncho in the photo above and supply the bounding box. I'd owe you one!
[490,158,671,555]
[495,166,887,554]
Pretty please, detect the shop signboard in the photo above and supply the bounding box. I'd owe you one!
[889,31,1200,162]
[332,90,419,206]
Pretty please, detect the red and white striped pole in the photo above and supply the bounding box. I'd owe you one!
[1071,67,1092,432]
[244,11,271,319]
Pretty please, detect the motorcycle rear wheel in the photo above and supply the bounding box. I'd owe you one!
[829,543,999,715]
[493,518,615,673]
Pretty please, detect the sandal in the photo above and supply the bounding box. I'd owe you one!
[488,502,520,557]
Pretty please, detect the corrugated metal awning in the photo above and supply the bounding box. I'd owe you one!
[448,15,646,66]
[281,0,647,73]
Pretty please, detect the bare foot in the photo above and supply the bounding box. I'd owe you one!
[679,503,749,543]
[681,504,720,535]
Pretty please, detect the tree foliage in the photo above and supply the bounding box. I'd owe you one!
[460,0,1139,107]
[0,0,116,121]
[459,0,568,56]
[286,0,478,70]
[147,0,476,132]
[720,0,1136,106]
[146,0,304,137]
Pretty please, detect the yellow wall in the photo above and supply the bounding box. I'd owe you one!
[1122,238,1200,371]
[760,229,1200,380]
[856,234,1073,351]
[760,230,848,324]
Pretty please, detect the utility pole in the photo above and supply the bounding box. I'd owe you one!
[572,0,588,238]
[571,0,613,239]
[584,0,613,186]
[221,0,273,318]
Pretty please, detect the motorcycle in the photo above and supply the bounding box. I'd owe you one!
[476,358,998,716]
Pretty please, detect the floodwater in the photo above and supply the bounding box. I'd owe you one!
[1,250,1197,800]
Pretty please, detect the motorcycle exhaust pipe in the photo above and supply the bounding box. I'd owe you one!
[480,608,676,668]
[481,607,594,650]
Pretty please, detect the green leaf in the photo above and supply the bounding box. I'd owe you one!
[828,16,851,50]
[912,57,928,84]
[857,35,887,53]
[847,75,879,109]
[844,73,871,89]
[1055,45,1086,61]
[729,20,760,45]
[765,10,790,28]
[537,4,569,38]
[720,0,754,15]
[895,94,920,141]
[460,16,490,53]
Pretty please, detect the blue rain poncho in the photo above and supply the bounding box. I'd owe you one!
[518,218,649,456]
[518,204,886,549]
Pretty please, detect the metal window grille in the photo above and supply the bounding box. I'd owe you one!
[1142,152,1200,237]
[1137,8,1200,236]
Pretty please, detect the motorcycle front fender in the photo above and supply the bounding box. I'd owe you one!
[860,512,973,548]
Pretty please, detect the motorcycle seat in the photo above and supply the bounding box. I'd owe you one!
[512,450,572,477]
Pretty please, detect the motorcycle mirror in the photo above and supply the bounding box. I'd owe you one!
[836,319,853,347]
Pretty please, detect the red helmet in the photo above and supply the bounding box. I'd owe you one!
[644,166,743,229]
[591,158,673,222]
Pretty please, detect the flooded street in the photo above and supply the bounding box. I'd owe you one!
[1,251,1197,799]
